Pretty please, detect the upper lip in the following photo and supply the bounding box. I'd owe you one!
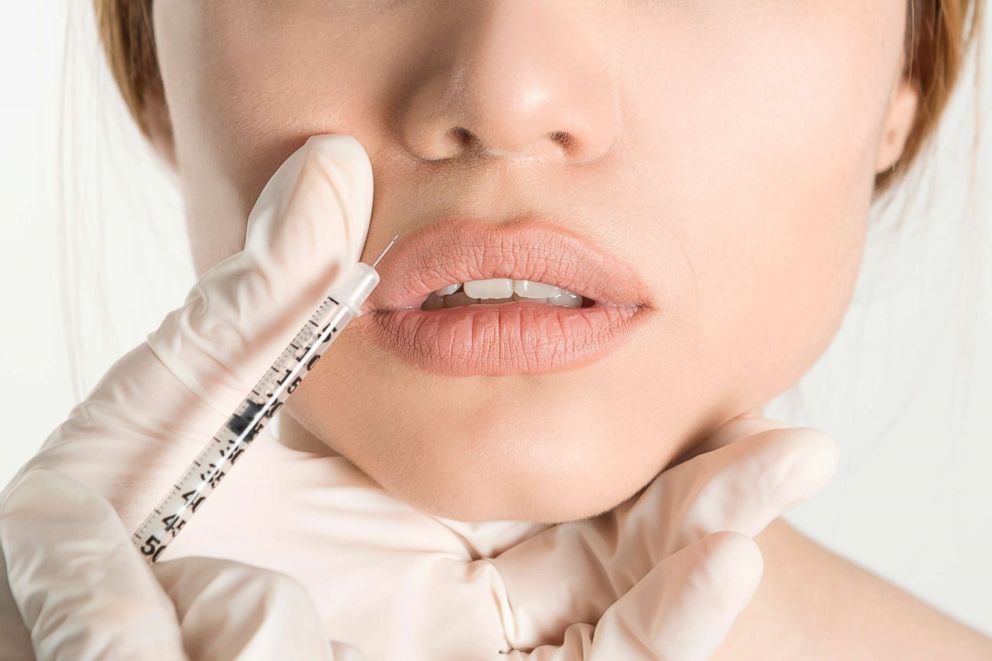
[367,217,653,312]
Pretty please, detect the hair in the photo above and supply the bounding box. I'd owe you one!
[93,0,983,194]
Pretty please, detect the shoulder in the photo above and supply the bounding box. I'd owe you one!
[711,519,992,660]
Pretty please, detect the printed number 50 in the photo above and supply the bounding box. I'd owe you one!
[139,534,167,561]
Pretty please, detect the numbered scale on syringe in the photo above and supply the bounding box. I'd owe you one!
[132,296,354,562]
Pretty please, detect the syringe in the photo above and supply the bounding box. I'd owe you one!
[132,236,397,564]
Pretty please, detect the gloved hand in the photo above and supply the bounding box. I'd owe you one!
[1,470,367,660]
[494,415,839,660]
[0,134,374,660]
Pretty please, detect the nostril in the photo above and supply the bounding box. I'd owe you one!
[547,131,575,151]
[450,126,475,147]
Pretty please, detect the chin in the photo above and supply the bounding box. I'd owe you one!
[358,409,657,524]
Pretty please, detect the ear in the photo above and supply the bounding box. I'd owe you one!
[874,73,920,173]
[141,87,178,170]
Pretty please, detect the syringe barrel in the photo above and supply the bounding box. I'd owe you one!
[328,262,379,316]
[131,260,379,564]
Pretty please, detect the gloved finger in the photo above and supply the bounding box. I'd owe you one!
[22,134,374,530]
[504,532,762,661]
[648,422,839,557]
[587,424,836,608]
[599,423,838,582]
[590,531,762,661]
[0,470,188,661]
[671,413,787,463]
[147,132,374,416]
[153,558,352,661]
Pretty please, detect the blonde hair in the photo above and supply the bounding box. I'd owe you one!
[93,1,983,193]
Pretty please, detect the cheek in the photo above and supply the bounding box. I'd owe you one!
[618,7,898,410]
[154,2,408,274]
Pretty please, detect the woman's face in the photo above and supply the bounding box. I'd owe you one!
[151,1,917,522]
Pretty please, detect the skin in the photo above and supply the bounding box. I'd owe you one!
[149,0,918,523]
[718,520,992,659]
[144,1,992,655]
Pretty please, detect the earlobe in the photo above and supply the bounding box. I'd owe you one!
[874,76,920,174]
[141,88,178,170]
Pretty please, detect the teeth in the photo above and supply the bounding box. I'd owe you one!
[546,290,582,308]
[513,280,561,299]
[433,283,460,296]
[463,278,514,299]
[421,278,588,310]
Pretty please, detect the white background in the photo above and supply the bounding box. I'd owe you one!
[1,1,990,636]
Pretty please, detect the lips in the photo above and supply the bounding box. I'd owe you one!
[363,218,653,376]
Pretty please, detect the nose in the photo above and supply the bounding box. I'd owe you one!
[395,1,619,164]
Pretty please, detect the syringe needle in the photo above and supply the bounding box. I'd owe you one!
[371,235,399,269]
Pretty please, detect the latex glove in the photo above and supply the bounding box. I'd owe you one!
[0,134,374,659]
[494,416,839,659]
[138,409,836,659]
[503,531,764,661]
[0,470,366,660]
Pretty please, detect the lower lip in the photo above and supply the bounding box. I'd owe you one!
[365,300,644,376]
